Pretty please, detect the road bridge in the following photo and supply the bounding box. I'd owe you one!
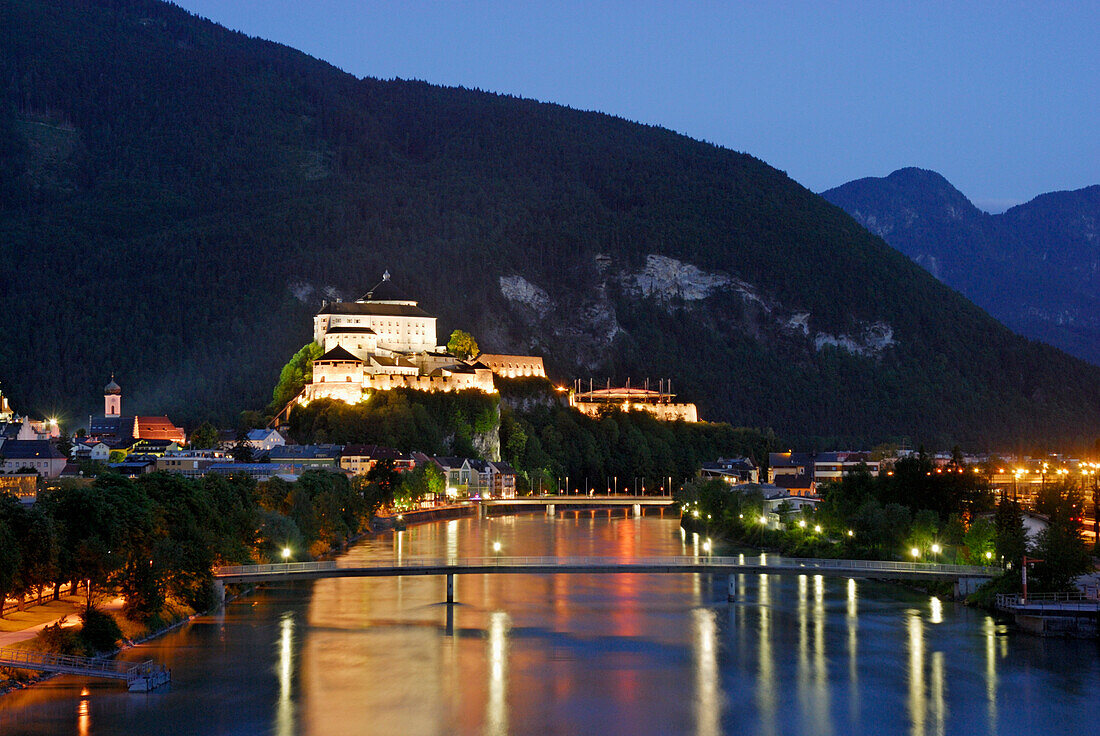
[214,555,993,605]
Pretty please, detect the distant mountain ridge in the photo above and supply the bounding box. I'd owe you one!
[823,168,1100,366]
[3,0,1100,449]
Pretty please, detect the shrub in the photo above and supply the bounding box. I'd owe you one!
[79,605,123,654]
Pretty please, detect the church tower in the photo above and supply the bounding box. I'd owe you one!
[104,375,121,417]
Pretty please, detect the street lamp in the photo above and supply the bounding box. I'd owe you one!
[910,547,920,559]
[281,547,292,561]
[931,543,941,555]
[492,541,502,553]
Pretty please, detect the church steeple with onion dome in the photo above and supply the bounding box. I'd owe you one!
[104,374,121,417]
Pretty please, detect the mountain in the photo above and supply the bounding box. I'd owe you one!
[3,0,1100,449]
[823,168,1100,367]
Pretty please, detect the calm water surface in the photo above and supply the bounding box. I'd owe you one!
[1,514,1097,735]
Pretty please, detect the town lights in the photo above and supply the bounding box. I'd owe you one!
[798,520,807,528]
[931,543,941,555]
[703,539,712,553]
[910,547,920,558]
[814,524,822,533]
[847,530,854,537]
[985,551,993,560]
[758,515,767,525]
[281,547,292,560]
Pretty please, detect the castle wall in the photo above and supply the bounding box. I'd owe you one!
[572,400,698,422]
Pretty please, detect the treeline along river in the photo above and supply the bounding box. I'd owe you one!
[1,515,1097,735]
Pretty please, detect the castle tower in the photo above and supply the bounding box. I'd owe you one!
[104,375,121,417]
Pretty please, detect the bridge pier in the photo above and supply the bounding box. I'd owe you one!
[632,504,641,518]
[954,576,990,599]
[446,573,455,604]
[547,504,555,517]
[727,574,738,602]
[213,580,225,608]
[477,504,485,519]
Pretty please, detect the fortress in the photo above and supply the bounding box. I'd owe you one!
[299,273,546,405]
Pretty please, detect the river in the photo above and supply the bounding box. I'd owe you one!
[1,514,1097,735]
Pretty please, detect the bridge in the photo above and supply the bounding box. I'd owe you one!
[473,494,675,517]
[0,646,170,692]
[214,555,994,605]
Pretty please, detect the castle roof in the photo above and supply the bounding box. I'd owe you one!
[324,326,377,334]
[317,301,432,318]
[104,376,121,395]
[315,345,362,362]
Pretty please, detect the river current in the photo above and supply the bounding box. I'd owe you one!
[1,514,1097,735]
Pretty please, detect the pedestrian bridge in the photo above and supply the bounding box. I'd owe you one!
[0,646,170,692]
[473,495,675,517]
[214,555,994,604]
[479,494,673,507]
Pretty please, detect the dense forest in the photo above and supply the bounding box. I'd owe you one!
[4,1,1100,449]
[283,381,774,494]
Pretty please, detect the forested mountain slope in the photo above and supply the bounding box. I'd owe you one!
[824,168,1100,367]
[2,0,1100,448]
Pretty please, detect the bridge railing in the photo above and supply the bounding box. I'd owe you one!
[216,555,991,577]
[216,560,338,576]
[996,592,1100,612]
[0,646,160,681]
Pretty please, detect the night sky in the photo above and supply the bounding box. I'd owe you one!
[174,0,1098,213]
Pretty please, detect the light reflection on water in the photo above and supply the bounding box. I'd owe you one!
[1,516,1098,736]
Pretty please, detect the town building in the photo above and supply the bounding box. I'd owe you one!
[488,461,518,498]
[700,458,759,485]
[0,474,38,504]
[267,444,342,472]
[767,451,879,493]
[107,457,157,477]
[87,378,186,448]
[206,463,289,482]
[0,386,12,423]
[569,381,698,422]
[0,440,68,478]
[246,429,286,453]
[339,444,414,475]
[71,440,110,462]
[0,386,60,442]
[127,439,181,457]
[157,449,230,478]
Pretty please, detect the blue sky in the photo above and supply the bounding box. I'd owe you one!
[175,1,1098,213]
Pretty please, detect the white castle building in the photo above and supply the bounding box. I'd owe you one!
[298,273,546,406]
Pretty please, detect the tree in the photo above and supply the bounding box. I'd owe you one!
[1031,485,1092,592]
[447,330,479,360]
[0,517,20,619]
[189,421,219,450]
[269,342,324,411]
[230,432,255,464]
[993,499,1028,569]
[963,518,996,564]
